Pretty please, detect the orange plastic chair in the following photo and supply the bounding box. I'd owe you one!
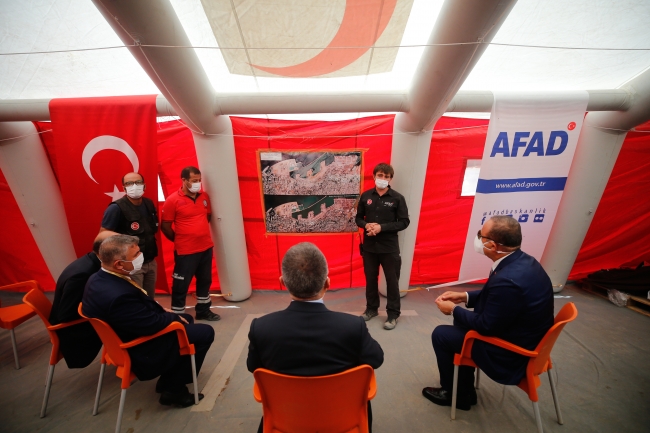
[78,304,199,433]
[0,281,38,369]
[451,302,578,433]
[253,364,377,433]
[22,287,90,418]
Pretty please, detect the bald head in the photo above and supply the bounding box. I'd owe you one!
[93,230,119,255]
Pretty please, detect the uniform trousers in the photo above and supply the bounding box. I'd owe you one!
[362,250,402,318]
[153,314,215,393]
[432,323,476,398]
[171,248,213,314]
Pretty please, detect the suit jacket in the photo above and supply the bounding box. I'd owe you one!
[82,270,185,380]
[453,249,554,385]
[247,301,384,376]
[49,252,102,368]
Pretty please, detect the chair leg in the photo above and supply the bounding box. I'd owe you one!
[475,369,481,390]
[40,364,56,418]
[451,365,459,420]
[532,401,544,433]
[115,389,127,433]
[93,362,106,416]
[190,354,199,405]
[10,329,20,370]
[547,369,564,425]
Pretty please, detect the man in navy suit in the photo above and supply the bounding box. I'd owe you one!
[82,234,214,408]
[247,242,384,432]
[422,216,554,410]
[49,230,117,368]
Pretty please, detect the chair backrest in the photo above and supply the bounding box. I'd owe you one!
[3,280,41,311]
[77,305,129,371]
[529,302,578,376]
[23,287,53,328]
[254,365,374,433]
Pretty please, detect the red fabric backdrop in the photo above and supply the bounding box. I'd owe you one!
[1,116,649,291]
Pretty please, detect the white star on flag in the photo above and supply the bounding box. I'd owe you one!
[105,184,126,201]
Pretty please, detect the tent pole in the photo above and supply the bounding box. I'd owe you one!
[541,67,650,290]
[381,0,516,296]
[93,0,251,301]
[0,122,76,281]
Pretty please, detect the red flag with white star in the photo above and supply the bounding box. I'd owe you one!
[49,95,158,257]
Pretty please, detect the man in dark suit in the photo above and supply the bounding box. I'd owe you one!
[247,242,384,431]
[49,230,118,368]
[423,216,554,410]
[82,234,214,407]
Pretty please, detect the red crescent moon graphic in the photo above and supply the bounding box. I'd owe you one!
[251,0,398,78]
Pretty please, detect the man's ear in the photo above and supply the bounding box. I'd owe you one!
[113,260,123,270]
[279,276,285,289]
[323,277,330,291]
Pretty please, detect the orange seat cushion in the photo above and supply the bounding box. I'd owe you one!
[0,304,36,329]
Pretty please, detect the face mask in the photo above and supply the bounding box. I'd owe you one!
[473,235,487,255]
[188,182,201,193]
[375,178,389,189]
[125,184,144,199]
[123,253,144,275]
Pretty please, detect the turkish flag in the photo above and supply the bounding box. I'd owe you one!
[49,96,158,258]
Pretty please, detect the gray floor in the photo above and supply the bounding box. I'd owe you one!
[1,283,649,433]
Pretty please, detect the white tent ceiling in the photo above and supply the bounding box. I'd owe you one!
[1,0,649,108]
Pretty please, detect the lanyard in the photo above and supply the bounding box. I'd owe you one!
[103,269,148,296]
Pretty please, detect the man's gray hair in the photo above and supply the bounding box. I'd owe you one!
[98,234,139,264]
[281,242,329,299]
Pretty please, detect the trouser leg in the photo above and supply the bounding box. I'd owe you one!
[140,260,158,298]
[157,315,215,392]
[194,248,213,314]
[171,252,200,314]
[380,252,402,318]
[363,251,381,311]
[432,325,474,396]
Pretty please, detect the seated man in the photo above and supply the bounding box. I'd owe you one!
[247,242,384,432]
[49,230,118,368]
[423,216,554,410]
[82,234,214,407]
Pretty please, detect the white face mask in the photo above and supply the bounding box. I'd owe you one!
[188,182,201,193]
[375,178,389,189]
[123,253,144,275]
[125,184,144,199]
[473,235,487,255]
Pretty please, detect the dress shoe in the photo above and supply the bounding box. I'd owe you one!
[159,390,205,408]
[421,387,471,411]
[196,310,221,321]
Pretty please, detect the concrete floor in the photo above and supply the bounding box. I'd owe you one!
[1,283,649,433]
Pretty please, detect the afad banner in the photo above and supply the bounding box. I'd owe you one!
[458,91,589,281]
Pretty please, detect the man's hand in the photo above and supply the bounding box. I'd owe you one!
[365,223,382,236]
[435,291,467,304]
[164,307,188,324]
[435,300,456,315]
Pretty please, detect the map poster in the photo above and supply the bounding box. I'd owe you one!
[258,150,362,233]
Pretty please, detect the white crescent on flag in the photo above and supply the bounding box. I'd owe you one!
[82,135,140,184]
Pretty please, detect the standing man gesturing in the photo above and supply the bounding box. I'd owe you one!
[356,163,410,330]
[161,166,220,321]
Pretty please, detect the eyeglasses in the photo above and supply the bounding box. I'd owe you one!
[124,180,144,187]
[477,230,496,243]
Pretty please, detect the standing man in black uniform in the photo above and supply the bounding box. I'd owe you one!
[101,172,159,298]
[356,163,410,330]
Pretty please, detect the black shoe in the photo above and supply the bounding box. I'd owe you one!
[361,309,378,321]
[421,387,471,411]
[159,390,204,408]
[195,310,221,321]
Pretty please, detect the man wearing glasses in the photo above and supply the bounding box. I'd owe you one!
[422,216,554,411]
[100,172,160,298]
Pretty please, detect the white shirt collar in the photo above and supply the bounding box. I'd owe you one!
[492,252,513,271]
[291,297,324,304]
